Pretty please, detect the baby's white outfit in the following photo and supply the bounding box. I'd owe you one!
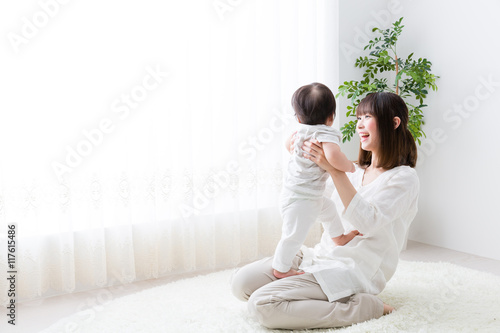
[272,124,345,273]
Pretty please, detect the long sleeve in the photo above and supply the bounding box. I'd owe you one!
[299,166,420,303]
[342,167,419,235]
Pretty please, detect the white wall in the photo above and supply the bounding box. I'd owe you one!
[338,0,400,160]
[339,0,500,260]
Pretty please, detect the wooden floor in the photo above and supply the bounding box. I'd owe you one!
[2,240,500,333]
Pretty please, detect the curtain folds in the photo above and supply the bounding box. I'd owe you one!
[0,0,338,304]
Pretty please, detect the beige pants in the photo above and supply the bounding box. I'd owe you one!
[231,253,384,330]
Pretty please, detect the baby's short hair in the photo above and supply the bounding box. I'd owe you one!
[291,82,336,125]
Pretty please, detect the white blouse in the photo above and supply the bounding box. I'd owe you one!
[299,165,420,302]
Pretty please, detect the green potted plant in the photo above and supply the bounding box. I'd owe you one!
[337,17,439,144]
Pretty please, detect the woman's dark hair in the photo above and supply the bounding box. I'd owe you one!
[356,92,417,169]
[291,83,336,125]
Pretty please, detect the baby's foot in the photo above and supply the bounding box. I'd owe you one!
[383,303,395,315]
[273,269,304,279]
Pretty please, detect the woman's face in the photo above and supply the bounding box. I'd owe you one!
[356,113,379,152]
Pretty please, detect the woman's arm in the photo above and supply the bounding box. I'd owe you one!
[343,170,419,234]
[304,139,420,234]
[322,142,356,173]
[302,139,357,208]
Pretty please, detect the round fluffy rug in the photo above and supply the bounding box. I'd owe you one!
[42,260,500,333]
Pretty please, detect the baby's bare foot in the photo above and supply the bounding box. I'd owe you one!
[383,303,395,315]
[273,269,304,279]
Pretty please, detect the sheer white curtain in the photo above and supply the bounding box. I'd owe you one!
[0,0,338,303]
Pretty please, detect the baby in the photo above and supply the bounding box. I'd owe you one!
[273,82,357,279]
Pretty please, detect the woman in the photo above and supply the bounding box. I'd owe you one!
[231,92,420,329]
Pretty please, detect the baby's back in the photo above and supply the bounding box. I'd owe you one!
[284,124,341,198]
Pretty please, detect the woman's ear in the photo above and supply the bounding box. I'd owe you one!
[393,116,401,129]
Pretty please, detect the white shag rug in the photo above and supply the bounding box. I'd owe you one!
[42,260,500,333]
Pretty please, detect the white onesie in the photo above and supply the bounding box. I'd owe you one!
[272,123,345,273]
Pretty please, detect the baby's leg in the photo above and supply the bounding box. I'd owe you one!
[273,199,322,273]
[318,196,344,238]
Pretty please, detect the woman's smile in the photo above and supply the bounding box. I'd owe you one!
[356,113,379,152]
[359,132,370,142]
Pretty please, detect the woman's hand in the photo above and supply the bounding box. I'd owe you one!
[304,139,358,209]
[302,139,335,172]
[331,230,363,246]
[273,268,304,279]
